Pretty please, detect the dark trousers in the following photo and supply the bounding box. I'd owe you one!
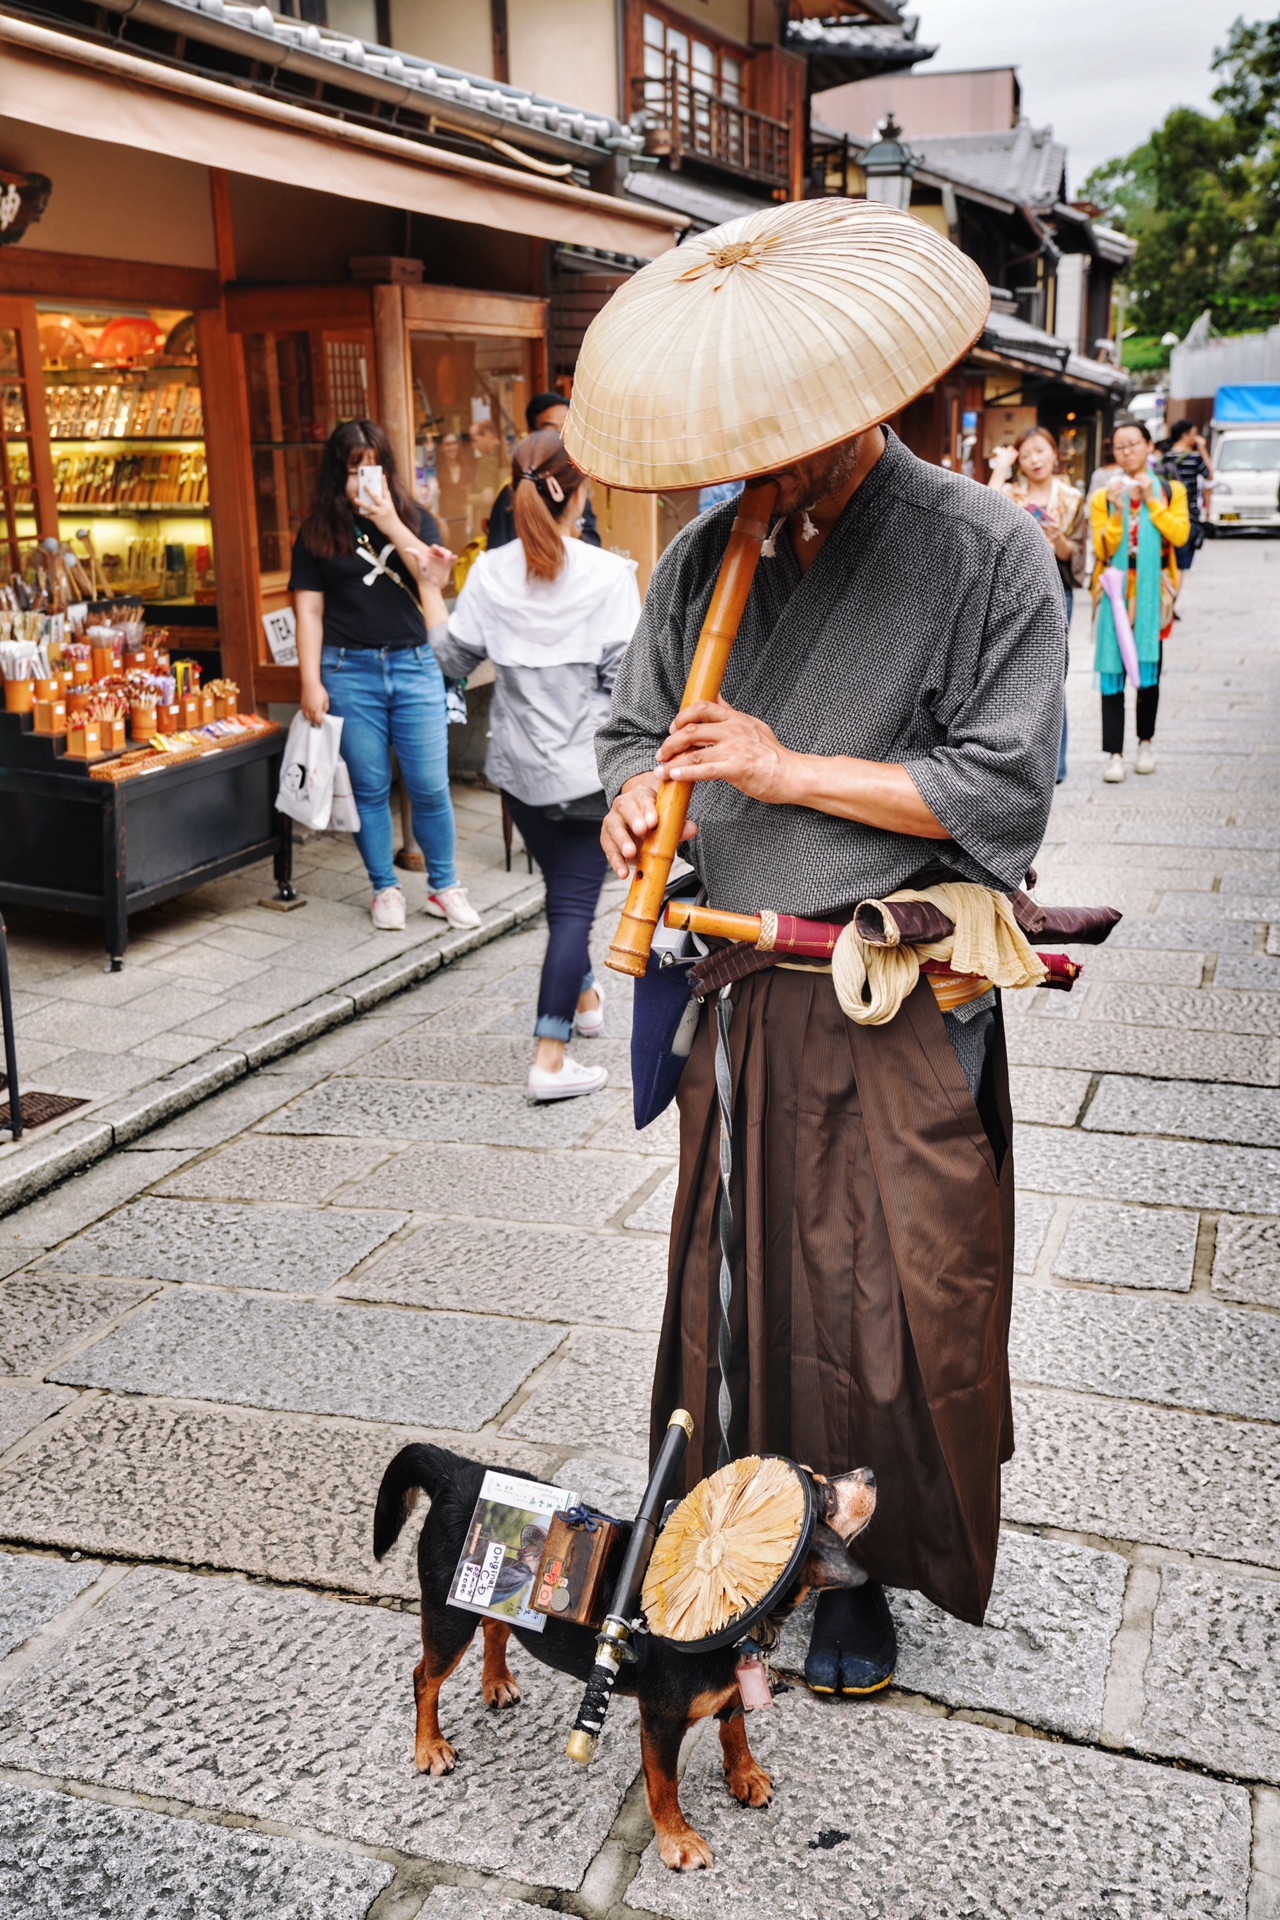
[505,793,608,1042]
[1101,650,1162,754]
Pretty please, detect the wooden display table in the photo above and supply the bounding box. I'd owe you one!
[0,715,293,969]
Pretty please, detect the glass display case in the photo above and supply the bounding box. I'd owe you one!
[242,325,372,575]
[37,302,214,608]
[0,308,43,575]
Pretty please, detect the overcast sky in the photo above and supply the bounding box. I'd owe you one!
[912,0,1269,190]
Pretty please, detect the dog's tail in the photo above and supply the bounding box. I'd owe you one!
[373,1443,465,1561]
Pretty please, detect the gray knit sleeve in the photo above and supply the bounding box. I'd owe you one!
[595,529,697,802]
[901,519,1065,888]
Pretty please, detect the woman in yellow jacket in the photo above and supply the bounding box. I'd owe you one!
[1090,417,1190,782]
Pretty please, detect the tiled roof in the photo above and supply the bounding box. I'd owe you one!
[908,123,1067,210]
[154,0,643,160]
[785,14,935,74]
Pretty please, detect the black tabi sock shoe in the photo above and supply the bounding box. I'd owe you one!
[804,1582,897,1697]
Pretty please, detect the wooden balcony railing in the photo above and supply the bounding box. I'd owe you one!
[630,70,791,193]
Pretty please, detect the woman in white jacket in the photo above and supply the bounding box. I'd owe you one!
[421,429,641,1101]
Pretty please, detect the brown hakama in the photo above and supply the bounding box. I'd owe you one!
[650,967,1015,1627]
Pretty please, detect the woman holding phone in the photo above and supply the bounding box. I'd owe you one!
[1089,417,1189,783]
[290,420,481,932]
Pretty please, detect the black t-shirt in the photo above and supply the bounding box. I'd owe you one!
[1161,450,1210,523]
[288,504,441,649]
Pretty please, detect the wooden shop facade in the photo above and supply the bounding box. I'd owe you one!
[0,10,683,718]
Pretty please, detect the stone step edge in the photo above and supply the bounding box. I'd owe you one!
[0,878,547,1220]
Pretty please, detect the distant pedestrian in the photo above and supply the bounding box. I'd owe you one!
[988,427,1085,781]
[422,429,641,1101]
[1160,419,1213,576]
[486,394,602,550]
[291,419,482,934]
[1089,417,1190,783]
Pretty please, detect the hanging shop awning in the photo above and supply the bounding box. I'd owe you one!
[0,14,686,262]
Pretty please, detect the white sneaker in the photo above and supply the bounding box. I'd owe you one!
[575,985,604,1037]
[425,885,482,931]
[371,885,407,931]
[1135,740,1156,775]
[527,1056,609,1102]
[1102,754,1126,784]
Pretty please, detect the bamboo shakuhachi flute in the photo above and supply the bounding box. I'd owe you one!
[606,478,779,978]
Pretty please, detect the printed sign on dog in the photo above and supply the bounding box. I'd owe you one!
[447,1470,575,1635]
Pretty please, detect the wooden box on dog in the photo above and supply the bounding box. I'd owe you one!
[532,1511,620,1629]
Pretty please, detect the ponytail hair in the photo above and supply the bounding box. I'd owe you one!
[511,428,586,581]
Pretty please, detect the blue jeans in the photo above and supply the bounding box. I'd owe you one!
[321,644,457,894]
[504,793,607,1041]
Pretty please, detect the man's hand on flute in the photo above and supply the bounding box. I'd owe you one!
[600,770,699,880]
[653,697,952,842]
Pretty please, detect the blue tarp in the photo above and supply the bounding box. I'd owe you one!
[1214,384,1280,423]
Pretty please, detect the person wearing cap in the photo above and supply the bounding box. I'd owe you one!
[587,202,1067,1701]
[485,394,602,550]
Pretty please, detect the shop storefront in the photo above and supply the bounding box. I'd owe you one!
[0,12,680,953]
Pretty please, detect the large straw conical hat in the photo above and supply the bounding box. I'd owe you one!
[642,1456,814,1651]
[563,198,989,493]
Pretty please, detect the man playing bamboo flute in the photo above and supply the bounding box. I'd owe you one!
[595,408,1065,1695]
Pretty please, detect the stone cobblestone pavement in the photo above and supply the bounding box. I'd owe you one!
[0,540,1277,1917]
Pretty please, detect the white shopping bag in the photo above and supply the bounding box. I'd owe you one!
[328,754,362,833]
[275,711,343,830]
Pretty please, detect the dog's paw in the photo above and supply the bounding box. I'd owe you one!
[414,1737,457,1776]
[483,1673,522,1710]
[658,1827,715,1872]
[724,1756,773,1808]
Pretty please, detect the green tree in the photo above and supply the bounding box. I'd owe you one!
[1083,14,1280,337]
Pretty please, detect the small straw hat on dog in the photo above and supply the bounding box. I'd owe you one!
[642,1456,813,1649]
[563,198,989,493]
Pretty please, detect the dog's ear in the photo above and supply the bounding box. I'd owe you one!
[823,1468,876,1544]
[799,1521,869,1593]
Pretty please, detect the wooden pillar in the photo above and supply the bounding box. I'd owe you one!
[372,283,414,482]
[201,168,261,709]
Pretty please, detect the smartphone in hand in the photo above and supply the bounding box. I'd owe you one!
[357,465,385,510]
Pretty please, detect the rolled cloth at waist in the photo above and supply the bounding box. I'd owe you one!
[830,882,1044,1026]
[855,889,1122,949]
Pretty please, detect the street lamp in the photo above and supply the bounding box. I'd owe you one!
[861,113,918,215]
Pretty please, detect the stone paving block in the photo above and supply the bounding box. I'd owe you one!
[343,1030,620,1085]
[0,1396,429,1598]
[1007,1066,1089,1126]
[1114,822,1279,851]
[1007,1017,1280,1085]
[775,1529,1127,1740]
[0,1567,639,1891]
[1109,917,1255,951]
[0,1780,395,1920]
[0,1549,104,1659]
[1212,1215,1280,1307]
[558,1455,648,1514]
[1013,1192,1056,1275]
[1065,947,1208,985]
[155,1134,398,1203]
[264,1077,631,1151]
[580,1103,682,1158]
[41,1198,406,1295]
[625,1690,1251,1920]
[1010,1286,1280,1420]
[0,1250,35,1282]
[1086,984,1280,1035]
[1085,1074,1280,1148]
[415,1892,549,1920]
[1160,890,1280,920]
[1214,955,1280,991]
[344,1144,658,1231]
[1015,1122,1280,1216]
[1138,1565,1280,1784]
[0,1384,75,1453]
[1051,1200,1198,1291]
[502,1328,654,1456]
[624,1167,679,1235]
[0,1274,156,1377]
[129,1072,316,1149]
[52,1291,562,1431]
[1004,1387,1280,1566]
[341,1218,666,1331]
[1,1147,194,1250]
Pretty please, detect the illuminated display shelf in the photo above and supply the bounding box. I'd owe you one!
[50,437,207,448]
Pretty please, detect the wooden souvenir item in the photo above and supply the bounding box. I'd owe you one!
[64,722,103,759]
[3,679,34,715]
[532,1512,621,1629]
[33,697,68,735]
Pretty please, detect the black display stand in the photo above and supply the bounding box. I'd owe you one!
[0,715,293,969]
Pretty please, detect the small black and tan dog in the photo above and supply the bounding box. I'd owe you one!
[374,1442,876,1870]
